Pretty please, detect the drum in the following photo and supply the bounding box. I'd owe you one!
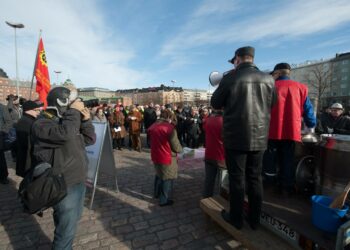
[317,134,350,197]
[295,133,319,195]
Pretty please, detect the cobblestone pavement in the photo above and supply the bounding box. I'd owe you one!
[0,137,292,250]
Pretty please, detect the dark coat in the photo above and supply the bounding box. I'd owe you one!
[316,113,350,135]
[211,62,277,151]
[31,109,96,187]
[144,107,157,129]
[15,114,36,177]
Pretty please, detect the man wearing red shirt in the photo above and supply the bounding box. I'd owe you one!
[203,109,225,198]
[265,63,316,194]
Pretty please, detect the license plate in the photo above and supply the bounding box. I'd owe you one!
[261,212,297,241]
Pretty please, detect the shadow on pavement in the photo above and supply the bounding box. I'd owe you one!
[0,180,52,249]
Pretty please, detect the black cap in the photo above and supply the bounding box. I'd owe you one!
[228,46,255,64]
[274,63,291,71]
[23,100,43,112]
[6,94,18,101]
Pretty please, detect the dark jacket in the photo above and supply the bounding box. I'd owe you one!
[211,62,277,151]
[31,109,96,187]
[15,113,36,177]
[316,113,350,135]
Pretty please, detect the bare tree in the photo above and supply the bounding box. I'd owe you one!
[302,62,333,112]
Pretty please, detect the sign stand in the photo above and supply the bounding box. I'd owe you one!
[85,121,119,210]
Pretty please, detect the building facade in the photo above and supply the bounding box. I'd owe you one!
[77,87,116,98]
[0,77,38,104]
[116,85,184,105]
[290,52,350,111]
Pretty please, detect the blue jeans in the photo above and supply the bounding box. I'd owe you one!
[52,182,86,250]
[154,175,173,205]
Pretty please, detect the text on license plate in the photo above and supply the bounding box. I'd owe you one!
[261,212,297,241]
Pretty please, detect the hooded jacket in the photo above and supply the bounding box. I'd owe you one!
[31,109,96,187]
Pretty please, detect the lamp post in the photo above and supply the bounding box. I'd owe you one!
[171,80,176,88]
[54,70,62,84]
[6,21,24,97]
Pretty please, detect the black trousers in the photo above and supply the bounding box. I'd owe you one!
[225,148,263,225]
[0,133,8,181]
[263,140,295,189]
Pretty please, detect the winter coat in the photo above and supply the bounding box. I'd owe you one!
[31,109,96,187]
[128,110,142,135]
[15,113,36,177]
[109,111,127,139]
[148,120,182,180]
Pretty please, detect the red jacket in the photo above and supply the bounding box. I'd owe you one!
[268,79,307,142]
[148,121,175,165]
[204,115,225,162]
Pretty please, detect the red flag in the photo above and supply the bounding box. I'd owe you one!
[35,38,50,108]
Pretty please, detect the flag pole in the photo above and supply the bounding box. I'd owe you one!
[29,29,42,100]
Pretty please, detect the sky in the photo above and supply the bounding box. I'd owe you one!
[1,0,350,91]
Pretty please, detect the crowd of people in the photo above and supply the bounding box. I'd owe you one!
[1,45,350,248]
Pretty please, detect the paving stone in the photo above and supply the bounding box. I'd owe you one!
[160,238,179,249]
[157,228,179,241]
[131,233,157,248]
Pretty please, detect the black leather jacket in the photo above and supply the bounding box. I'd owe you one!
[211,62,277,151]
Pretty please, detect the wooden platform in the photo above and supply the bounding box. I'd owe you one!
[200,196,295,250]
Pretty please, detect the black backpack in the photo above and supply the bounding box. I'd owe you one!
[18,156,67,215]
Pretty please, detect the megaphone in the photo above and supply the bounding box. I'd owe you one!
[209,70,234,87]
[209,71,223,87]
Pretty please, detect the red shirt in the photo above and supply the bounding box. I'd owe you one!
[204,115,225,162]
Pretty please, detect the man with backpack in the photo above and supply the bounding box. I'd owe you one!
[31,87,96,249]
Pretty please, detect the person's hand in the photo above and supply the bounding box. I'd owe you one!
[81,107,91,121]
[70,99,85,112]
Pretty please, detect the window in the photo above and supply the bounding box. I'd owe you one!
[342,60,349,64]
[341,84,347,89]
[342,76,348,81]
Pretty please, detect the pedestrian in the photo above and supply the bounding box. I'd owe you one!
[109,105,127,150]
[144,102,157,147]
[211,46,277,230]
[93,107,107,122]
[15,100,43,177]
[128,105,142,152]
[203,109,225,198]
[31,87,96,249]
[148,109,182,206]
[264,63,316,194]
[316,103,350,135]
[0,102,13,184]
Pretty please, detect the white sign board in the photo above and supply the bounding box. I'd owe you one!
[85,121,118,209]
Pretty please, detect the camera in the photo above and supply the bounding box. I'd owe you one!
[82,98,100,108]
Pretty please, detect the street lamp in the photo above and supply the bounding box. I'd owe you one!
[171,80,176,88]
[54,70,62,84]
[6,21,24,97]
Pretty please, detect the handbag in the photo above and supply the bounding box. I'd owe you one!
[18,149,67,215]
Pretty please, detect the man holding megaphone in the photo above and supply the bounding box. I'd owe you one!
[211,46,277,230]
